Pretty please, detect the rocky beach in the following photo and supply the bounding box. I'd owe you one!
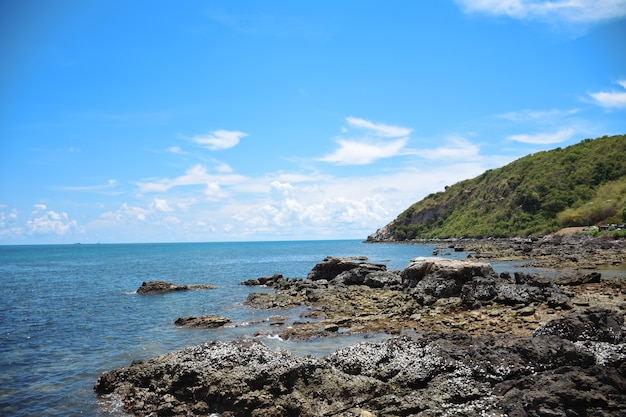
[94,235,626,417]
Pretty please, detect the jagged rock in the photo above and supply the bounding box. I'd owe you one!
[554,272,602,286]
[95,331,626,417]
[136,280,216,294]
[363,271,402,289]
[307,256,385,281]
[241,274,285,286]
[534,307,626,343]
[174,315,231,329]
[332,265,391,286]
[401,257,497,305]
[400,258,570,308]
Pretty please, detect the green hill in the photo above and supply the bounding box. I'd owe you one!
[367,134,626,241]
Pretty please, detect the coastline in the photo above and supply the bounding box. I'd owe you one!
[366,232,626,270]
[94,246,626,416]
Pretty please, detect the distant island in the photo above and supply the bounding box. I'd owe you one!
[368,134,626,241]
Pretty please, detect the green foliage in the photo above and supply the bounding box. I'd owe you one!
[386,135,626,239]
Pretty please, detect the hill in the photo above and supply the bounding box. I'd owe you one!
[367,134,626,241]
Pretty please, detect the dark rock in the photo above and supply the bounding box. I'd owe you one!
[136,280,216,294]
[307,256,385,281]
[95,332,626,417]
[399,258,570,308]
[333,264,388,286]
[534,307,626,343]
[554,272,602,286]
[363,271,402,289]
[401,257,498,305]
[174,315,231,328]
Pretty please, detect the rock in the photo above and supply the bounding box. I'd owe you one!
[554,272,602,286]
[534,307,626,343]
[136,280,216,294]
[174,315,231,329]
[95,333,626,417]
[307,256,386,281]
[401,257,498,305]
[399,257,571,308]
[363,271,402,289]
[333,265,389,286]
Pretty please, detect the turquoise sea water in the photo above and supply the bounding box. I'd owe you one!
[0,240,451,416]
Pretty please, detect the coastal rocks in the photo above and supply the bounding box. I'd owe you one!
[174,315,231,329]
[401,257,498,305]
[136,280,216,295]
[95,329,626,417]
[306,256,386,282]
[400,258,570,308]
[534,307,625,343]
[237,256,583,339]
[553,271,602,286]
[455,234,626,269]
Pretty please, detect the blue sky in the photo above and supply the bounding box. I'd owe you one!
[1,0,625,244]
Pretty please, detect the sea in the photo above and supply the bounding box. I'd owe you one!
[2,240,622,416]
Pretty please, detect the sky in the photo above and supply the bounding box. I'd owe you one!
[1,0,625,244]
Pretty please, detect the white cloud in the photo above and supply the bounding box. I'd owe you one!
[507,128,575,144]
[269,180,294,200]
[163,216,181,225]
[100,203,150,222]
[27,204,80,235]
[54,179,119,194]
[190,130,248,151]
[345,117,413,138]
[455,0,626,24]
[136,164,245,196]
[589,81,626,109]
[406,136,481,160]
[0,208,21,238]
[151,198,173,212]
[319,138,408,165]
[215,162,234,173]
[497,108,580,122]
[318,117,412,165]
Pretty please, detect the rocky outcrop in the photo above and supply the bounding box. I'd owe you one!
[237,257,586,339]
[445,234,626,269]
[534,307,625,343]
[401,258,570,308]
[95,308,626,416]
[136,280,216,295]
[306,256,387,282]
[174,315,231,329]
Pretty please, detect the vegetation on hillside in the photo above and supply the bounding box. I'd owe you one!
[384,135,626,240]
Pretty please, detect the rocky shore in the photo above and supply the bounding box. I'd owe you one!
[95,252,626,416]
[420,232,626,270]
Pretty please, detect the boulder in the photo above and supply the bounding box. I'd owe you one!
[307,256,385,281]
[332,264,389,286]
[553,272,602,286]
[534,307,625,343]
[401,258,497,302]
[136,280,216,295]
[174,315,231,329]
[398,258,571,307]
